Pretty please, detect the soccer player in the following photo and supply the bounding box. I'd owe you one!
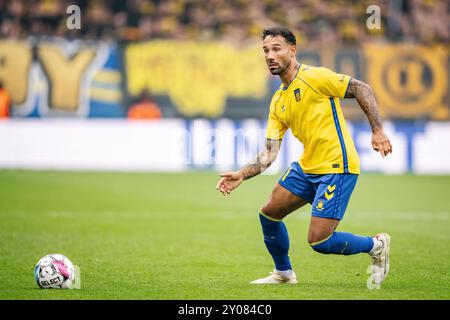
[216,27,392,285]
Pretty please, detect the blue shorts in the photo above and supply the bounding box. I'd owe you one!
[278,161,358,220]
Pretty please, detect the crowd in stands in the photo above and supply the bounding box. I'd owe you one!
[0,0,448,45]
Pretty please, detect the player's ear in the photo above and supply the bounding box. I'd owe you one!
[290,45,296,58]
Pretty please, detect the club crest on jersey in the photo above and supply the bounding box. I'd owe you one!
[281,105,286,112]
[294,88,301,102]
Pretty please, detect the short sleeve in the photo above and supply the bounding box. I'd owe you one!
[313,67,351,98]
[266,110,287,140]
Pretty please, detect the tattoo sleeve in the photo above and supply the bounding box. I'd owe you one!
[239,138,281,180]
[345,78,383,132]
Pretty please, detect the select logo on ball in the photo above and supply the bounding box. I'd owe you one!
[34,254,80,289]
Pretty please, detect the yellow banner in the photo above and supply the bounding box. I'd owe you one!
[362,43,448,119]
[125,41,268,117]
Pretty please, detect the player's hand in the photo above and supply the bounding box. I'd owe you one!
[216,171,244,196]
[371,128,392,158]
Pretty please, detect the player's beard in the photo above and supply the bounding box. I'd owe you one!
[267,60,289,75]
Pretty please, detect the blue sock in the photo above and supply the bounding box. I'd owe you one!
[259,213,292,271]
[310,232,374,255]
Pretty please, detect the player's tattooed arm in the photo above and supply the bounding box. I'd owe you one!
[345,78,383,132]
[239,138,282,180]
[216,139,281,195]
[345,78,393,157]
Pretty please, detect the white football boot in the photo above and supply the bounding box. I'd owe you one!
[369,233,391,285]
[250,269,298,284]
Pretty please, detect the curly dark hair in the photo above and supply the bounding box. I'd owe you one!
[261,27,296,46]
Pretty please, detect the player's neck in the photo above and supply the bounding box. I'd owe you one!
[280,61,300,87]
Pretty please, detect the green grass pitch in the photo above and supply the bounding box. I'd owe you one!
[0,170,449,299]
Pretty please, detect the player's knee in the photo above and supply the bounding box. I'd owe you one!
[308,234,323,245]
[260,205,284,220]
[308,230,329,244]
[308,233,334,253]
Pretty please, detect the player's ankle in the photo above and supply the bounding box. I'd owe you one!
[276,269,293,278]
[369,237,382,255]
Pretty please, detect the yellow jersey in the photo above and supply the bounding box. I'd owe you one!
[266,64,360,174]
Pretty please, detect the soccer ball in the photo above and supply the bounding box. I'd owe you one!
[34,254,75,289]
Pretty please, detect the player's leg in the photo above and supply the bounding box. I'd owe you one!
[308,216,374,255]
[307,173,375,254]
[307,173,390,284]
[251,162,312,284]
[308,218,390,285]
[251,184,307,284]
[260,182,308,268]
[260,181,309,220]
[308,216,340,246]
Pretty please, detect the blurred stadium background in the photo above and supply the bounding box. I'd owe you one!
[0,0,449,173]
[0,0,449,299]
